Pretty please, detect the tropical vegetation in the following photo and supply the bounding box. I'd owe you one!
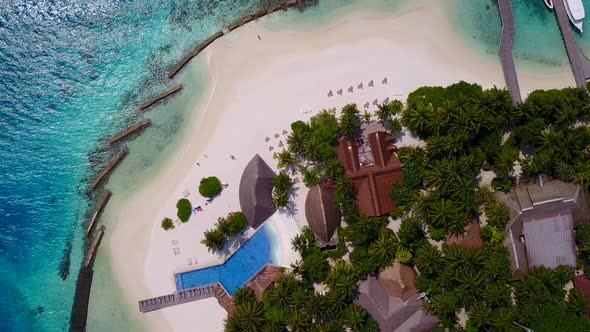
[176,198,192,222]
[161,217,174,230]
[201,211,249,252]
[199,176,222,198]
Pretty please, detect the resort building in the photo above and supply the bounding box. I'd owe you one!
[444,221,484,250]
[305,183,341,248]
[354,261,438,331]
[334,130,403,217]
[498,178,590,279]
[239,154,277,229]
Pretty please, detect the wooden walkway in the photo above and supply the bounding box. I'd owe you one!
[138,284,218,313]
[497,0,522,105]
[553,0,590,89]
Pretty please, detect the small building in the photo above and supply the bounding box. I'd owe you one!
[239,154,277,229]
[445,222,484,250]
[573,274,590,315]
[498,178,590,279]
[334,131,403,217]
[354,261,438,331]
[305,183,341,248]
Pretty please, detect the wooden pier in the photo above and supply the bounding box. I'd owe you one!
[108,119,151,145]
[497,0,522,105]
[139,84,183,111]
[553,0,590,89]
[138,284,219,313]
[85,190,111,237]
[90,148,128,190]
[167,0,302,79]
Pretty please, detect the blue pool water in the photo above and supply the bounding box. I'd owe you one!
[175,225,273,294]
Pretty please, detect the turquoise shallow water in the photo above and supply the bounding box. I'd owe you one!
[0,0,587,330]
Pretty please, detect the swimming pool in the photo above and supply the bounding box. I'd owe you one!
[174,223,276,294]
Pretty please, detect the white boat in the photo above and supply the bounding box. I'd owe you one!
[545,0,554,9]
[564,0,585,32]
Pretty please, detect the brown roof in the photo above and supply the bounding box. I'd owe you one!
[305,184,341,246]
[239,154,277,229]
[355,273,438,332]
[334,131,403,216]
[243,264,282,302]
[499,179,590,280]
[445,222,484,249]
[378,261,419,302]
[573,274,590,314]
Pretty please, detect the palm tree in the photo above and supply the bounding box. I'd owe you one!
[224,315,242,332]
[269,274,296,308]
[387,118,403,135]
[375,103,392,123]
[468,302,490,330]
[286,308,311,332]
[326,289,350,317]
[489,307,514,331]
[201,228,225,252]
[287,129,307,155]
[303,293,327,322]
[324,158,344,179]
[402,102,433,137]
[537,127,564,157]
[414,243,443,277]
[342,304,368,331]
[291,286,310,309]
[429,199,457,229]
[340,104,361,138]
[262,321,287,332]
[236,300,266,331]
[233,287,256,308]
[303,135,324,161]
[369,230,398,266]
[273,171,292,192]
[493,147,518,178]
[362,110,372,123]
[276,149,297,169]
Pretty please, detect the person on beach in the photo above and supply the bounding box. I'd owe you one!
[258,34,261,40]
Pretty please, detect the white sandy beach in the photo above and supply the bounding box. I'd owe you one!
[91,2,576,331]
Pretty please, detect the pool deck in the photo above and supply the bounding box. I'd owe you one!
[138,283,222,313]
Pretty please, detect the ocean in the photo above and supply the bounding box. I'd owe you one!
[0,0,584,330]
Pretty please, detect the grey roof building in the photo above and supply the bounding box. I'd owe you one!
[354,262,438,332]
[239,154,277,229]
[305,184,341,247]
[498,178,590,279]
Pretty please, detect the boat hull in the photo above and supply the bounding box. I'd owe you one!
[564,0,585,32]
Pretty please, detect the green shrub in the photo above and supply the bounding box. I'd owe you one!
[161,217,174,231]
[389,182,411,207]
[485,202,510,230]
[176,198,192,222]
[396,247,413,264]
[402,160,423,189]
[555,265,575,285]
[491,176,513,192]
[198,176,222,198]
[225,211,248,235]
[554,162,576,183]
[429,227,446,241]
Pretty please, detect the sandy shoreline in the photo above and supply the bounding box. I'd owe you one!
[89,2,576,331]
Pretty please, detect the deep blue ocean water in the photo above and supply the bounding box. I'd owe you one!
[175,225,274,294]
[0,0,587,330]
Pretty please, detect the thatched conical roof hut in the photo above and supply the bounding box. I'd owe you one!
[239,154,276,229]
[305,184,341,247]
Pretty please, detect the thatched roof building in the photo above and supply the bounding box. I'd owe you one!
[334,131,403,216]
[354,262,438,332]
[305,184,341,247]
[498,178,590,279]
[239,154,276,229]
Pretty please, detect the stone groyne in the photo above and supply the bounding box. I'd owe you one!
[108,119,152,145]
[139,84,183,111]
[90,148,129,191]
[85,190,112,237]
[167,0,302,79]
[84,226,105,268]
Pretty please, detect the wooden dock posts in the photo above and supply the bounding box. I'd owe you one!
[90,148,128,191]
[496,0,522,105]
[85,191,112,237]
[108,119,151,145]
[139,84,183,111]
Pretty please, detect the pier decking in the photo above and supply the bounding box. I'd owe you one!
[138,284,219,313]
[553,0,590,89]
[497,0,522,105]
